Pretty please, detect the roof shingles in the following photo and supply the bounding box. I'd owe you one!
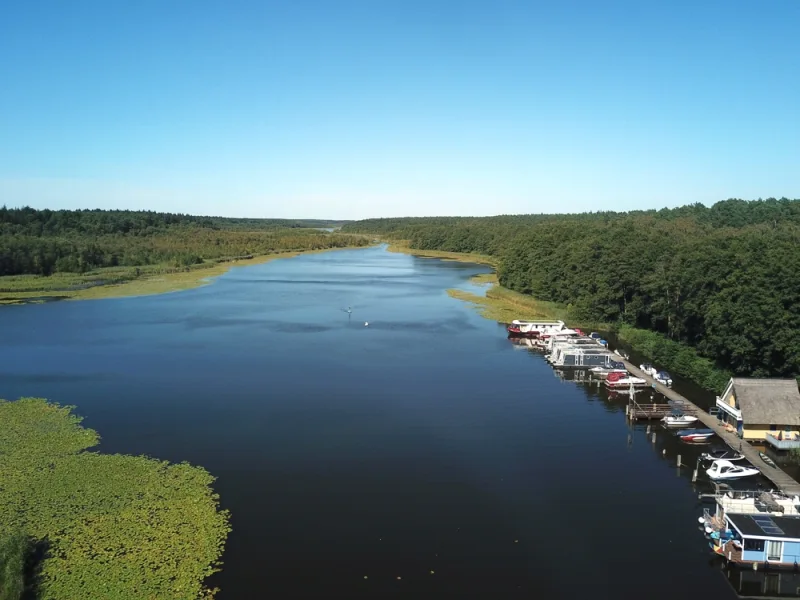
[733,378,800,426]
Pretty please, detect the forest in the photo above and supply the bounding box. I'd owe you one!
[0,207,362,276]
[343,198,800,382]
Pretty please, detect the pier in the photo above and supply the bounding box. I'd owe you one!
[619,359,800,496]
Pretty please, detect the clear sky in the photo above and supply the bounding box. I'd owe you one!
[1,1,798,219]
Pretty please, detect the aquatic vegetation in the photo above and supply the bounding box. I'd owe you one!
[0,398,231,600]
[0,531,28,600]
[447,283,577,325]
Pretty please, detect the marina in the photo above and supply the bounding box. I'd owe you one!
[512,315,800,581]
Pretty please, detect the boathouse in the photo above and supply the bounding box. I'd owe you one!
[715,378,800,441]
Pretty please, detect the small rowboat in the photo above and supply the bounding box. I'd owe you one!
[759,452,778,469]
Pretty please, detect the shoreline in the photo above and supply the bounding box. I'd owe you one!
[389,243,730,394]
[0,245,368,305]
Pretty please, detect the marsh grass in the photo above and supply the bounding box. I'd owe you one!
[0,246,364,305]
[447,282,572,324]
[386,242,498,267]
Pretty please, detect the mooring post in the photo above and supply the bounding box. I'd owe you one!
[692,468,698,482]
[651,432,656,444]
[677,454,682,467]
[753,562,758,571]
[662,449,666,456]
[646,425,651,434]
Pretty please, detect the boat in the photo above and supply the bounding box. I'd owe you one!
[654,370,673,386]
[507,320,566,337]
[701,488,800,569]
[706,459,760,481]
[661,414,699,428]
[677,428,715,442]
[589,361,627,379]
[639,363,658,377]
[700,449,746,462]
[604,371,648,389]
[760,452,778,469]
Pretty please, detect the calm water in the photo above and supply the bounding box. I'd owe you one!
[0,246,753,599]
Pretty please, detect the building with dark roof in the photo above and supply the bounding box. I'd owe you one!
[715,378,800,441]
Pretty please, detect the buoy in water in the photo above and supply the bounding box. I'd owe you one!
[364,322,369,327]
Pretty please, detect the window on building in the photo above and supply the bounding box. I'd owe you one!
[744,539,765,552]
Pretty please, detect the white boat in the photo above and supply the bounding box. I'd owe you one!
[507,320,566,337]
[706,459,760,481]
[589,366,628,380]
[655,370,673,386]
[639,363,658,377]
[700,449,746,462]
[604,372,648,389]
[661,414,698,428]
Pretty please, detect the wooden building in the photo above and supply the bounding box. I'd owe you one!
[715,378,800,441]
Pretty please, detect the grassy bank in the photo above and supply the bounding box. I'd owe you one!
[435,263,731,394]
[0,246,365,305]
[447,272,608,330]
[386,242,498,267]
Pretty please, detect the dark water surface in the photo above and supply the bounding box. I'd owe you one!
[0,246,744,599]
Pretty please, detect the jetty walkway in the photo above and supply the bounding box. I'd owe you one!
[620,359,800,497]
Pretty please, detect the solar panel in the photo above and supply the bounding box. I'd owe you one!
[752,516,785,535]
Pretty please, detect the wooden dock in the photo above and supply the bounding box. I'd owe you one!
[619,358,800,496]
[627,400,696,420]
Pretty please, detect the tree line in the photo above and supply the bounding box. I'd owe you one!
[0,207,364,276]
[343,198,800,380]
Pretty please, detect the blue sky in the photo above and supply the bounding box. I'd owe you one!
[0,0,798,219]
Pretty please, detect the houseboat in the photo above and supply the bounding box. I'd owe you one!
[506,320,566,337]
[549,347,617,369]
[702,488,800,569]
[541,329,585,352]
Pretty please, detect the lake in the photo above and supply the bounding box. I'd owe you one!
[0,245,748,599]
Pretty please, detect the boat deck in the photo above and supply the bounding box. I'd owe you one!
[619,359,800,497]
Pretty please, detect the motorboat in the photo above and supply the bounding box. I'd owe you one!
[661,414,698,428]
[677,428,715,442]
[639,363,658,377]
[700,449,745,462]
[706,459,760,481]
[604,371,648,389]
[589,366,627,380]
[655,371,673,386]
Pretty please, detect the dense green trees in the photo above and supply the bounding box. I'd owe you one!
[0,207,362,276]
[343,198,800,380]
[0,398,230,600]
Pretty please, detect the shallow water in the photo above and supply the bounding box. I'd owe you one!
[0,246,750,599]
